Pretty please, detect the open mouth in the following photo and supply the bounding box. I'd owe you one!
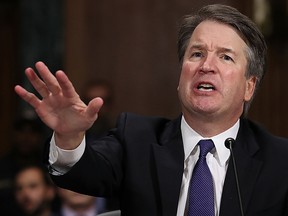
[197,83,215,91]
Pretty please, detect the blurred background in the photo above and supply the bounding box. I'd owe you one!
[1,0,288,156]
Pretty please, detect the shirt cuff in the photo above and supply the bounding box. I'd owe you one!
[48,133,86,175]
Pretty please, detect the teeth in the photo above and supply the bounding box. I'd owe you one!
[197,83,215,91]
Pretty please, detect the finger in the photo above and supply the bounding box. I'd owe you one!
[86,97,104,119]
[55,70,79,98]
[35,61,61,95]
[14,85,41,108]
[25,67,50,98]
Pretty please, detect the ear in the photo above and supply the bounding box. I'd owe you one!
[46,186,56,201]
[244,76,257,101]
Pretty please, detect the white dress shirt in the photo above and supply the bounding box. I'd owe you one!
[49,133,86,175]
[176,116,239,216]
[49,116,239,215]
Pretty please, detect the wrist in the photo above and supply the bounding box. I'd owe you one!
[54,131,85,150]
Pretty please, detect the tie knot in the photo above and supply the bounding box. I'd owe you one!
[198,139,214,157]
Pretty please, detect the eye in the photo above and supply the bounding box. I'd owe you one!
[191,51,203,58]
[221,54,234,62]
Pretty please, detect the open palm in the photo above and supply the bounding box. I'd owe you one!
[15,62,103,148]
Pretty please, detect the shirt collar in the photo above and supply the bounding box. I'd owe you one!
[180,116,239,166]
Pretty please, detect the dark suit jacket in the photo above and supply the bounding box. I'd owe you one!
[49,113,288,216]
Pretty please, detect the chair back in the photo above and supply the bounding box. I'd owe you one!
[97,210,121,216]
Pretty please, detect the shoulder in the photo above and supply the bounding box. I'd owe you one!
[113,112,181,142]
[116,112,176,130]
[242,118,288,142]
[117,112,171,123]
[241,118,288,153]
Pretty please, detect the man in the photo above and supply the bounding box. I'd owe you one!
[15,4,288,216]
[14,165,56,216]
[55,188,106,216]
[0,118,45,214]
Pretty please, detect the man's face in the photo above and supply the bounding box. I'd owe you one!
[178,20,256,124]
[15,168,53,215]
[58,188,96,210]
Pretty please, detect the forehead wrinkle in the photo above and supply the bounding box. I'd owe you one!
[217,47,237,56]
[189,42,208,51]
[191,41,234,51]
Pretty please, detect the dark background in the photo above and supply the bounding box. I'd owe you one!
[1,0,288,155]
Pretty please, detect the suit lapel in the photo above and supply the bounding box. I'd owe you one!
[152,116,184,216]
[151,117,263,216]
[220,118,263,216]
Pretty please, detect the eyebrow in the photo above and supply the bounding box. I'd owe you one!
[189,43,237,55]
[189,43,205,51]
[217,47,236,55]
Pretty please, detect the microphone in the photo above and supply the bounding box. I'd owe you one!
[225,138,244,216]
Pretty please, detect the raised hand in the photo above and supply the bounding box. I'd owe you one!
[14,61,104,149]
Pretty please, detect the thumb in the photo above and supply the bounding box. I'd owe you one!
[86,97,104,119]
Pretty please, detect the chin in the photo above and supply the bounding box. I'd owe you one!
[192,102,220,114]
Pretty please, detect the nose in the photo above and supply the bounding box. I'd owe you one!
[200,54,215,73]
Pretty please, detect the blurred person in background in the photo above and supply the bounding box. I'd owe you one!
[80,79,119,212]
[55,188,106,216]
[14,164,57,216]
[0,118,46,214]
[81,79,114,140]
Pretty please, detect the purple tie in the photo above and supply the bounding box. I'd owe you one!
[188,139,215,216]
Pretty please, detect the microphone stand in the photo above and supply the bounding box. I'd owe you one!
[225,138,244,216]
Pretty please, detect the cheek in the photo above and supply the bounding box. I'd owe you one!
[220,76,244,103]
[29,189,43,200]
[181,61,195,74]
[179,63,195,85]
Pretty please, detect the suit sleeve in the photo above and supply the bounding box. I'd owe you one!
[47,113,127,197]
